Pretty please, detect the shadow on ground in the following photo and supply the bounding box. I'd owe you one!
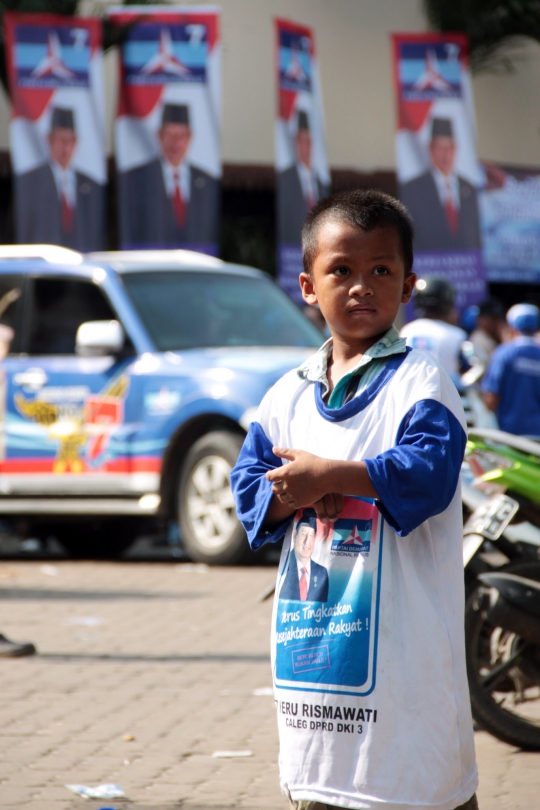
[0,588,205,600]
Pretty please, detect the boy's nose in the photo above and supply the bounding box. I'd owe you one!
[350,281,373,295]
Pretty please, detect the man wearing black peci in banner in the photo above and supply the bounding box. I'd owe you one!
[400,117,481,252]
[279,508,329,603]
[277,110,330,245]
[15,107,104,251]
[119,103,219,249]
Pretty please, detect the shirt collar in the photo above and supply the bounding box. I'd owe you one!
[296,557,311,576]
[50,160,74,181]
[431,167,459,205]
[297,324,406,394]
[160,159,190,202]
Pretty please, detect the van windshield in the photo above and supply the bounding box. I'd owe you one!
[122,270,323,351]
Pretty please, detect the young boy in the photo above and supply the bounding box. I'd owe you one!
[231,190,477,810]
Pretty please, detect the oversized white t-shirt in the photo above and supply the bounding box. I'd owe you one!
[231,347,477,810]
[400,318,467,380]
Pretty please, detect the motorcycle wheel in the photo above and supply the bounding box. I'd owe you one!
[466,562,540,750]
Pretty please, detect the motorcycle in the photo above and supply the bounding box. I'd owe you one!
[462,428,540,748]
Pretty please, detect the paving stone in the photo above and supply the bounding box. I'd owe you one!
[0,559,538,809]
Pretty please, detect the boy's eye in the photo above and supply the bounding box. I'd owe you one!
[333,266,350,277]
[372,266,389,276]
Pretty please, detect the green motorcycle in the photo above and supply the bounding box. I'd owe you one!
[463,428,540,749]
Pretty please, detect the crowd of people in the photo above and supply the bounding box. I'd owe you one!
[399,276,540,438]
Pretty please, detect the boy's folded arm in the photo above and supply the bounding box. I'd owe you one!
[230,422,295,550]
[363,398,467,536]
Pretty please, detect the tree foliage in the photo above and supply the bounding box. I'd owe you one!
[423,0,540,72]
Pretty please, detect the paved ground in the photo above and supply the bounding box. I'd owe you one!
[0,550,539,810]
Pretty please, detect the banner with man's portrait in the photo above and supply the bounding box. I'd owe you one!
[275,19,330,304]
[5,13,106,252]
[392,33,486,309]
[110,5,221,254]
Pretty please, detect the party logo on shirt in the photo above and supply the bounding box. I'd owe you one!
[331,519,372,556]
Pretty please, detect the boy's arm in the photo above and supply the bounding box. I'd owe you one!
[266,398,467,536]
[230,423,294,550]
[266,448,378,506]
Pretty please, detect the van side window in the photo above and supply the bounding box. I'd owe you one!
[28,278,117,355]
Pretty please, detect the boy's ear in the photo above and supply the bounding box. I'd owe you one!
[299,272,318,306]
[401,272,417,305]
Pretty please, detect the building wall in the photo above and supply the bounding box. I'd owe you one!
[0,0,537,170]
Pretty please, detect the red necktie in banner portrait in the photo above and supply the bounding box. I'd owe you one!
[4,13,106,251]
[61,190,73,234]
[299,567,308,601]
[275,19,330,305]
[110,5,221,255]
[391,33,486,313]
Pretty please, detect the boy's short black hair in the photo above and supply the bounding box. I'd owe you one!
[302,189,414,276]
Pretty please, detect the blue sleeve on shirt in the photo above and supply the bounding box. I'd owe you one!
[230,421,293,550]
[364,399,467,536]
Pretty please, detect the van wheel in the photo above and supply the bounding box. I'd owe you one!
[178,431,250,565]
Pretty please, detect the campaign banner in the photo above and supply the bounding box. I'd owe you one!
[5,13,106,251]
[480,163,540,283]
[392,33,486,309]
[275,19,330,305]
[110,5,221,254]
[274,497,383,696]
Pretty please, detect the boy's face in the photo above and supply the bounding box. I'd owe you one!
[300,220,416,352]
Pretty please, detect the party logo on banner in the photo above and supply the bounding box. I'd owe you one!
[123,23,208,85]
[398,42,462,102]
[13,24,90,88]
[392,33,486,312]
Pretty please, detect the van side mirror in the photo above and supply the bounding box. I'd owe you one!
[75,320,125,356]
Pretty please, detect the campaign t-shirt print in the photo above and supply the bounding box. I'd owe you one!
[275,496,383,696]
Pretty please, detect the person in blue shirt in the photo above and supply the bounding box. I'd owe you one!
[482,303,540,436]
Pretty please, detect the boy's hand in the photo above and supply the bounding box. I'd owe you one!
[313,492,344,524]
[266,448,342,517]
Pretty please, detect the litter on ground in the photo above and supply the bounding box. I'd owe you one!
[40,564,59,576]
[212,750,253,758]
[65,783,125,799]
